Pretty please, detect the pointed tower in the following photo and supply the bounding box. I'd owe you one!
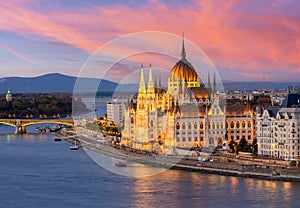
[136,64,149,149]
[147,63,154,89]
[137,64,147,110]
[181,32,186,60]
[138,64,146,94]
[207,72,211,96]
[147,64,156,111]
[213,73,217,96]
[158,75,162,94]
[246,94,251,113]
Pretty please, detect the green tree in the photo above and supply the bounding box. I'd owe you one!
[238,137,250,152]
[250,139,258,155]
[229,140,237,153]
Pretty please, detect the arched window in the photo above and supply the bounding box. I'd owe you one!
[150,120,154,127]
[194,122,197,129]
[216,122,220,129]
[131,117,134,124]
[188,122,192,130]
[208,122,211,129]
[200,122,204,129]
[182,122,186,130]
[176,122,180,130]
[226,122,229,129]
[248,121,251,128]
[221,122,224,129]
[230,121,234,129]
[236,121,240,129]
[212,122,215,129]
[242,121,246,128]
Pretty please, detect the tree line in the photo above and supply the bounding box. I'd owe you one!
[0,94,87,118]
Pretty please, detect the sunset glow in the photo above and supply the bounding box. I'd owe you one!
[0,0,299,82]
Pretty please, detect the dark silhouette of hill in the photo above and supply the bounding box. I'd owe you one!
[0,73,117,93]
[0,73,298,93]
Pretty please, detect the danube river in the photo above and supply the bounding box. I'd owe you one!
[1,125,300,208]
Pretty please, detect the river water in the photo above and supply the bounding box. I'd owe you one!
[0,124,300,208]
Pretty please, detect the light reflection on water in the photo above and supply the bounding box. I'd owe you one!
[0,132,300,208]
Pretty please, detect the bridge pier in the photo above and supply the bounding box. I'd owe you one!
[15,126,26,134]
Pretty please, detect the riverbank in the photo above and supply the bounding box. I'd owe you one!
[58,127,300,182]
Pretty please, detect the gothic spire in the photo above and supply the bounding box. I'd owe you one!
[207,71,211,90]
[138,64,146,92]
[181,32,186,60]
[213,73,217,95]
[148,63,154,88]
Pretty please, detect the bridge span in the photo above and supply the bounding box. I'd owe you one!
[0,119,74,134]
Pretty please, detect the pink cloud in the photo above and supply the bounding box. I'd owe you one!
[0,44,37,64]
[0,0,300,81]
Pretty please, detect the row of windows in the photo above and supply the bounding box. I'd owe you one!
[176,122,204,130]
[175,120,253,130]
[176,137,204,142]
[227,120,252,129]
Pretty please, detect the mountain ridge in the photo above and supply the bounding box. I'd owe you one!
[0,73,117,93]
[0,73,298,93]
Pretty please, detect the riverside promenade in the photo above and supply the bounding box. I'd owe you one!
[58,127,300,182]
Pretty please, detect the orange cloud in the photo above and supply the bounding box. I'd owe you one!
[0,0,299,81]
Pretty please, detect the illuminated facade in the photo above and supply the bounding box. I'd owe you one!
[122,39,256,152]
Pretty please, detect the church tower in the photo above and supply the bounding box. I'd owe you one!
[135,65,149,149]
[212,73,217,98]
[137,65,147,111]
[146,64,156,111]
[6,89,12,102]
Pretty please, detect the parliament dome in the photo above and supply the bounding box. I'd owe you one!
[170,59,199,82]
[169,36,201,87]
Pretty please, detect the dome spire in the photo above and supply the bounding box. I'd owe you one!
[181,32,186,60]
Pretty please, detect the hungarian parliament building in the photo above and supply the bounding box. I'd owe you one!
[105,40,300,160]
[120,40,270,153]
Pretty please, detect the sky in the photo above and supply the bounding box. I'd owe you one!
[0,0,300,82]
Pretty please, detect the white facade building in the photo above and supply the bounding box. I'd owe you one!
[257,92,300,160]
[106,100,126,124]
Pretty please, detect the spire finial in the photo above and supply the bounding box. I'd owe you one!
[181,32,186,60]
[138,66,146,92]
[207,71,211,89]
[213,73,217,95]
[148,63,154,88]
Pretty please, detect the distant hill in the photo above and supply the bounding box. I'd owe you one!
[0,73,118,93]
[0,73,298,93]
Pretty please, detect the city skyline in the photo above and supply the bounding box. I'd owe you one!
[0,0,300,82]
